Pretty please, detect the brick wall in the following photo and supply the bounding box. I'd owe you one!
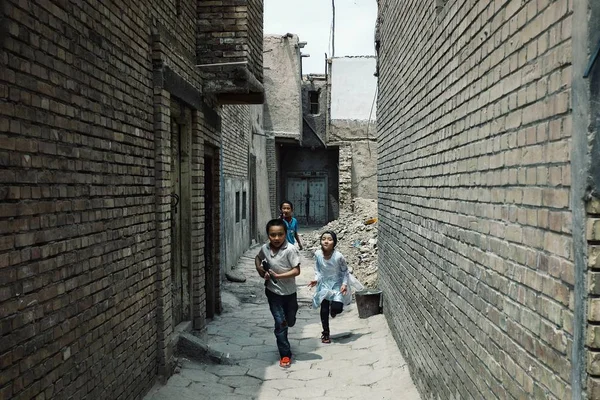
[377,1,574,399]
[221,105,250,178]
[266,137,277,216]
[197,1,249,66]
[247,0,264,82]
[588,198,600,397]
[0,1,222,399]
[220,104,251,272]
[197,0,264,95]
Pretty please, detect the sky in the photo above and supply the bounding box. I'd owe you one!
[264,0,378,74]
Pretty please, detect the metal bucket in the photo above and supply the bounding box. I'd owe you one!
[355,289,382,319]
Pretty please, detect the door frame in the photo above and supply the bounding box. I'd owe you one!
[170,101,193,327]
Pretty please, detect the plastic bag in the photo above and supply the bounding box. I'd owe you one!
[348,273,364,292]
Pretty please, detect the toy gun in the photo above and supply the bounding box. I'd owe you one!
[261,259,277,285]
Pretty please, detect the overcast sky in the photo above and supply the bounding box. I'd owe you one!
[264,0,377,74]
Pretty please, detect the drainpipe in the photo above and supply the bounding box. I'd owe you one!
[572,1,599,398]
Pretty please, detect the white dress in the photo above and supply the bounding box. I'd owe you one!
[312,249,362,308]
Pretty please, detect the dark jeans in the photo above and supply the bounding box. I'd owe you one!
[320,300,343,333]
[265,288,298,358]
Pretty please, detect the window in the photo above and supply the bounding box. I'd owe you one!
[235,191,240,222]
[242,191,247,220]
[309,91,319,114]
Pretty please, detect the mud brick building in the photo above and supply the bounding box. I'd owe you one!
[0,0,265,399]
[263,34,379,224]
[328,56,378,210]
[263,34,340,225]
[377,0,600,399]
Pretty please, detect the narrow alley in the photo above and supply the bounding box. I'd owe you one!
[144,248,420,400]
[3,1,600,399]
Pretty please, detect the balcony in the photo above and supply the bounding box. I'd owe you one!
[197,0,264,104]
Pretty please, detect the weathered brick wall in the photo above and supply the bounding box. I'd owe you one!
[0,1,216,399]
[266,137,277,216]
[247,0,264,82]
[221,105,250,178]
[197,0,263,83]
[587,199,600,398]
[377,1,574,399]
[220,104,251,271]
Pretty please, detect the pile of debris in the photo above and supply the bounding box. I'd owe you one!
[303,198,379,288]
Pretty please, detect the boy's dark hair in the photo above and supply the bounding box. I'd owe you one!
[280,200,294,210]
[266,218,287,234]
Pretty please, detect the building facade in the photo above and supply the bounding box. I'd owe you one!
[263,36,379,224]
[377,0,599,399]
[0,0,265,399]
[328,56,378,210]
[263,34,339,226]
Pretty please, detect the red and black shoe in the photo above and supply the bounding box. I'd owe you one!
[321,331,331,344]
[279,356,291,368]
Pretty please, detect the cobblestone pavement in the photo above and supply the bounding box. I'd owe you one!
[144,246,421,400]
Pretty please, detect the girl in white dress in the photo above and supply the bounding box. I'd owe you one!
[308,231,359,343]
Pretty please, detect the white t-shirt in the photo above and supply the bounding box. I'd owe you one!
[258,241,301,296]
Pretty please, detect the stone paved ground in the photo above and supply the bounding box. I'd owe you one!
[144,247,421,400]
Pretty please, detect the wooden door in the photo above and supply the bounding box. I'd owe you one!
[286,177,327,225]
[287,178,308,224]
[308,178,327,224]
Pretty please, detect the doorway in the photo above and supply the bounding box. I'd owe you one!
[170,102,192,327]
[286,175,328,225]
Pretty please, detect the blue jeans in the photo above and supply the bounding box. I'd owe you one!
[265,288,298,358]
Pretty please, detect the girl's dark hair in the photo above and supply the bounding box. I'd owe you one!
[266,218,287,234]
[320,231,338,248]
[280,200,294,210]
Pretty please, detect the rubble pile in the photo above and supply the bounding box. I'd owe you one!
[304,198,379,288]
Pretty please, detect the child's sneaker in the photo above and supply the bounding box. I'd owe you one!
[321,331,331,344]
[279,356,291,368]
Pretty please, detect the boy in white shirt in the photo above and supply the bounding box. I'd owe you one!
[255,219,301,368]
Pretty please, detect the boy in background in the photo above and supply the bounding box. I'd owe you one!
[279,200,303,250]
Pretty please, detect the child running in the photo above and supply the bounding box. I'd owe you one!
[279,200,303,250]
[255,219,301,368]
[308,231,357,344]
